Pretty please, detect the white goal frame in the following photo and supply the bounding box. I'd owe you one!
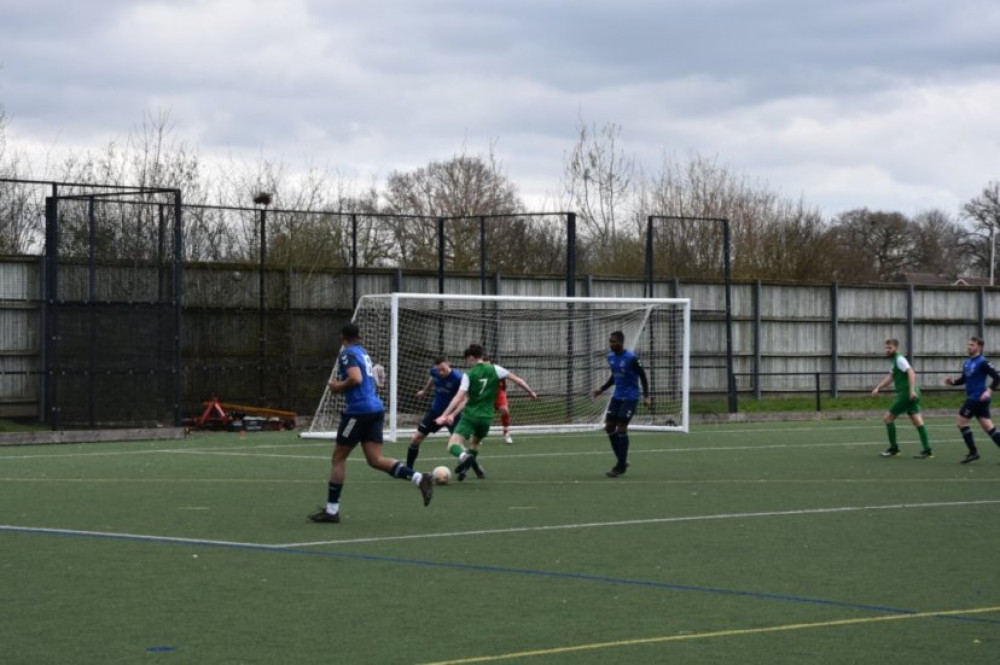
[302,293,691,441]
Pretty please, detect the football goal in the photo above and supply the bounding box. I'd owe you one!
[303,294,690,441]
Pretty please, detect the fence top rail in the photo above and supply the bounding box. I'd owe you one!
[364,293,691,305]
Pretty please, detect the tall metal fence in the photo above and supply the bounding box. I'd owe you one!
[2,176,998,428]
[3,256,1000,426]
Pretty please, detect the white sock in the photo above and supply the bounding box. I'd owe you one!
[326,502,339,515]
[411,472,423,485]
[458,451,468,463]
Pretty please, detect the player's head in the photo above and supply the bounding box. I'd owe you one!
[608,331,625,353]
[464,343,485,363]
[433,356,452,375]
[968,336,985,356]
[884,338,899,356]
[341,322,361,344]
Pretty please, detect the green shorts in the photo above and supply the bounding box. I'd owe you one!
[454,414,492,441]
[889,393,922,416]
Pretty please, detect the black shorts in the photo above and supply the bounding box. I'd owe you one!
[416,411,460,436]
[337,411,384,446]
[959,398,992,420]
[605,398,638,425]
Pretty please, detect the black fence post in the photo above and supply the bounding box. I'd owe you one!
[815,372,822,412]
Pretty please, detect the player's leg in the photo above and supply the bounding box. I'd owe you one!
[957,403,980,463]
[908,406,932,458]
[447,422,473,479]
[309,416,357,522]
[603,403,621,474]
[499,405,513,444]
[465,433,487,479]
[409,413,437,467]
[354,413,433,505]
[880,398,906,456]
[977,410,1000,449]
[606,400,637,477]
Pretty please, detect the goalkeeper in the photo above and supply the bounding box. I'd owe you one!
[407,357,464,468]
[592,330,650,477]
[435,343,537,480]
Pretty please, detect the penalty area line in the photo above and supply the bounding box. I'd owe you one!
[418,604,1000,665]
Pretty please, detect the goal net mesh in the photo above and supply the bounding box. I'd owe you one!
[305,294,689,440]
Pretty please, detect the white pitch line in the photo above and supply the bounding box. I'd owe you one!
[277,499,1000,548]
[4,499,997,552]
[0,524,280,549]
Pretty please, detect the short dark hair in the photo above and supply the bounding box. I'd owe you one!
[341,323,361,341]
[464,343,484,359]
[971,336,985,347]
[885,338,899,347]
[432,356,448,365]
[610,331,625,344]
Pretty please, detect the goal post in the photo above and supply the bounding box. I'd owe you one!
[302,294,691,441]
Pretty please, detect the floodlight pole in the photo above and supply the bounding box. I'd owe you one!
[989,222,996,287]
[254,193,272,405]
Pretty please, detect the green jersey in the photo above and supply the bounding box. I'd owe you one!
[891,353,914,394]
[461,362,509,421]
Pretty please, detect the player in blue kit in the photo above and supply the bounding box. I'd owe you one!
[406,357,464,468]
[592,330,650,477]
[945,336,1000,464]
[309,323,434,523]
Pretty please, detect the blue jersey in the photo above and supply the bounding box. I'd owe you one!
[337,344,384,415]
[606,349,645,401]
[960,355,1000,401]
[429,366,464,415]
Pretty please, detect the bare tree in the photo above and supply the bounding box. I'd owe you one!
[0,105,42,255]
[961,182,1000,280]
[382,146,532,272]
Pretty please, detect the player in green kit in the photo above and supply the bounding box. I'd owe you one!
[435,343,537,480]
[871,338,932,459]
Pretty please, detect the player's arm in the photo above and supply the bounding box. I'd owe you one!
[871,372,893,395]
[494,365,537,400]
[945,366,966,386]
[504,372,537,400]
[415,377,434,398]
[981,361,1000,400]
[632,357,651,407]
[436,374,470,423]
[592,375,614,398]
[329,366,362,393]
[905,367,918,399]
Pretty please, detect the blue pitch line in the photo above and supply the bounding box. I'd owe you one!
[3,524,999,626]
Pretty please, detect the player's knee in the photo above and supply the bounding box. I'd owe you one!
[604,422,615,435]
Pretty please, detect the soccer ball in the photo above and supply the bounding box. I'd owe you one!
[432,465,452,485]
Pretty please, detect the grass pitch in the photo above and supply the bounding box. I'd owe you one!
[2,419,998,664]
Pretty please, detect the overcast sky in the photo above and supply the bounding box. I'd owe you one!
[1,0,998,217]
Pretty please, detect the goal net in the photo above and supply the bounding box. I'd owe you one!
[303,294,690,441]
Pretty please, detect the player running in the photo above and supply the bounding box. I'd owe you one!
[435,344,537,480]
[308,323,433,523]
[407,357,463,468]
[945,335,1000,464]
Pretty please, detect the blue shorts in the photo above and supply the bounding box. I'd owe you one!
[417,411,460,436]
[605,398,638,425]
[959,398,992,420]
[337,411,384,446]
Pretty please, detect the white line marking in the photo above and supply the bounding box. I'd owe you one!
[276,499,1000,548]
[4,499,997,551]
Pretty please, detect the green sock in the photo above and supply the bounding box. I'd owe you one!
[886,423,897,448]
[917,425,930,451]
[448,443,465,458]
